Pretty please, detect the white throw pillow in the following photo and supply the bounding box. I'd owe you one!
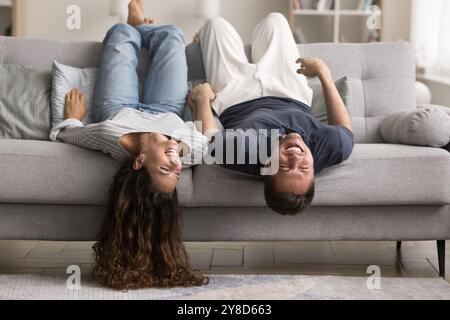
[51,61,97,128]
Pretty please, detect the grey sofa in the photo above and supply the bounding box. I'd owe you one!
[1,36,449,276]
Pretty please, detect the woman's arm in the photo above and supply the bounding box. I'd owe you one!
[297,58,352,132]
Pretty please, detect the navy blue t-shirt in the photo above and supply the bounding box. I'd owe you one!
[214,97,354,176]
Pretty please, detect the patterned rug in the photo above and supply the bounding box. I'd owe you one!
[1,274,450,300]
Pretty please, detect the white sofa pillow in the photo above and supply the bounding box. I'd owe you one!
[51,61,97,128]
[381,105,450,148]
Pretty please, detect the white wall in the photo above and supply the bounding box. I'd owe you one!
[18,0,289,43]
[382,0,412,41]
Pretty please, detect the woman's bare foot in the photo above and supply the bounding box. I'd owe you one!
[127,0,154,26]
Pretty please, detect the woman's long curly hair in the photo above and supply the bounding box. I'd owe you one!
[92,159,208,290]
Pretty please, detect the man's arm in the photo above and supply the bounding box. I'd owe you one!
[188,83,220,140]
[297,57,352,132]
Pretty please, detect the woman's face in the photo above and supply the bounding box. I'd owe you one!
[136,133,183,193]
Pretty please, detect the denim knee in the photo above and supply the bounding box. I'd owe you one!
[105,23,140,41]
[157,25,186,43]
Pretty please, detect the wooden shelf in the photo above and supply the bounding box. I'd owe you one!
[289,0,384,43]
[292,10,372,16]
[292,9,335,16]
[0,0,12,7]
[339,10,372,16]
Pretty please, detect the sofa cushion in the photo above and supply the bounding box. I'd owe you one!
[0,140,194,206]
[381,107,450,148]
[51,61,97,127]
[192,144,450,207]
[0,65,52,140]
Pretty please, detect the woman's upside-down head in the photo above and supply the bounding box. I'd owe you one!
[92,158,209,290]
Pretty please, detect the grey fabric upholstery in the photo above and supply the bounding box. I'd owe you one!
[0,204,449,242]
[1,140,448,207]
[192,144,450,206]
[0,139,194,206]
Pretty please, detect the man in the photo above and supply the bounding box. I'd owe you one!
[188,13,354,215]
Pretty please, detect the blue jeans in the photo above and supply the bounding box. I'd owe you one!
[94,23,188,123]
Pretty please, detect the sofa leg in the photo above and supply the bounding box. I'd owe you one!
[396,241,402,250]
[437,240,446,278]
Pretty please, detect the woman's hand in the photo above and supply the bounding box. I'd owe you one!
[64,88,87,121]
[296,57,331,80]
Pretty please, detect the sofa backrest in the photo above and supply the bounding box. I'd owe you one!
[0,36,150,82]
[1,37,416,143]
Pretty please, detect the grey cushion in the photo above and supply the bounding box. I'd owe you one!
[192,144,450,207]
[0,65,52,140]
[308,76,352,124]
[0,139,195,206]
[381,107,450,147]
[51,61,97,127]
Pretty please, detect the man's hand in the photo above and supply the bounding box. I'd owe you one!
[297,58,352,131]
[65,88,87,121]
[187,83,219,137]
[296,57,331,80]
[189,83,216,108]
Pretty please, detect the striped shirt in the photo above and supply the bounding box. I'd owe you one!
[50,108,208,166]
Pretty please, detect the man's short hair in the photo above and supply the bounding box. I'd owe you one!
[264,176,315,215]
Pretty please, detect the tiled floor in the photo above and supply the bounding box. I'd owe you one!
[0,240,448,282]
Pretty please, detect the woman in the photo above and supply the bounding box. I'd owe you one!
[50,0,214,289]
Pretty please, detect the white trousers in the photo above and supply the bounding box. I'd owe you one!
[198,13,313,117]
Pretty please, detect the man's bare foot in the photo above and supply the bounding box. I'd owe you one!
[127,0,154,26]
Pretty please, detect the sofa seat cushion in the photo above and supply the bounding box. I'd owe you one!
[192,144,450,207]
[0,140,194,206]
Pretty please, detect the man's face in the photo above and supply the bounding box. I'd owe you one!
[272,133,315,195]
[137,133,183,194]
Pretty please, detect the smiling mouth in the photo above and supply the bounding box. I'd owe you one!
[166,147,178,156]
[285,143,304,155]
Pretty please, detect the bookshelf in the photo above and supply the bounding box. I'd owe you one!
[0,0,12,36]
[289,0,384,43]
